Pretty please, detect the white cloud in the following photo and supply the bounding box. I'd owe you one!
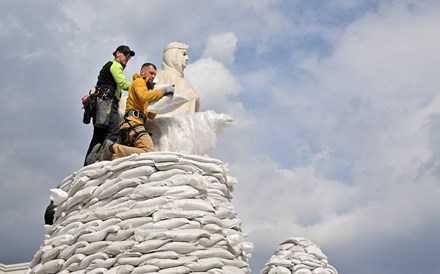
[201,32,238,65]
[185,57,246,117]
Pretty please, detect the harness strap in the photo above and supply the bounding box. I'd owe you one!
[125,109,146,122]
[132,129,149,144]
[124,120,150,146]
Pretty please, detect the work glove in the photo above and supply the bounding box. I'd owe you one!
[162,85,175,96]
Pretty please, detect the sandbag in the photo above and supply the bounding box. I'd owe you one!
[148,92,188,114]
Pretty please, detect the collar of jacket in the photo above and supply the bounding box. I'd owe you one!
[113,59,126,69]
[132,73,148,82]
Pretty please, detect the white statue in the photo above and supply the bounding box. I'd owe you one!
[155,42,200,116]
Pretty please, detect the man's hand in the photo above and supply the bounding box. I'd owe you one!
[162,85,175,96]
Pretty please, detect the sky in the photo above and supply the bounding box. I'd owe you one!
[1,0,440,273]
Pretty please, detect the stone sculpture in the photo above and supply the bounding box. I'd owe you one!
[155,42,201,116]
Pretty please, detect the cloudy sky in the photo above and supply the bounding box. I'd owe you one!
[1,0,440,273]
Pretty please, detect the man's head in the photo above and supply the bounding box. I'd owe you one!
[113,45,135,66]
[162,42,189,76]
[140,63,157,90]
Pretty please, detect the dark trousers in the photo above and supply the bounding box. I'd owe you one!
[84,99,121,166]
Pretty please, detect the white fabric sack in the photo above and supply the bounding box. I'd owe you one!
[141,250,180,260]
[79,253,108,269]
[40,246,63,264]
[131,197,172,209]
[139,218,190,230]
[50,189,68,205]
[146,110,234,155]
[77,225,120,242]
[148,93,188,114]
[131,239,171,253]
[186,257,224,272]
[105,228,135,241]
[268,266,291,274]
[156,241,198,254]
[103,240,137,256]
[163,199,215,212]
[61,254,86,271]
[154,265,191,274]
[85,268,108,274]
[75,241,110,255]
[107,265,135,274]
[222,265,247,274]
[35,259,64,274]
[189,248,235,259]
[58,241,88,260]
[167,229,210,242]
[293,269,313,274]
[86,257,117,270]
[146,256,197,269]
[118,217,152,229]
[131,265,160,274]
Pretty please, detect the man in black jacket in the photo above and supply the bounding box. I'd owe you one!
[84,45,135,166]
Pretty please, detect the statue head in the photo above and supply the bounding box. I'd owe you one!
[162,42,190,76]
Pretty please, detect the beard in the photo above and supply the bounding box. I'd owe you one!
[147,81,155,90]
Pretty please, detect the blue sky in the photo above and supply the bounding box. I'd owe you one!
[1,0,440,273]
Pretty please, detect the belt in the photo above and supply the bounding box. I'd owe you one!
[94,86,114,100]
[125,109,146,121]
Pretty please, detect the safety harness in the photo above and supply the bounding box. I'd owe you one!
[120,110,150,146]
[125,109,146,121]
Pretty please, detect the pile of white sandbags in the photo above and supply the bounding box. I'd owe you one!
[27,152,253,274]
[260,237,338,274]
[261,237,338,274]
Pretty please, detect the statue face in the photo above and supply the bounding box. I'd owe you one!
[176,48,189,70]
[164,48,189,74]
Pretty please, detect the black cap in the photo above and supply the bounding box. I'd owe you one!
[113,45,135,57]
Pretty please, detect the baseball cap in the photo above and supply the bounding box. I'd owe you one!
[113,45,135,57]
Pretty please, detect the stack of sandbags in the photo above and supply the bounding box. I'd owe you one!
[27,152,252,274]
[260,237,338,274]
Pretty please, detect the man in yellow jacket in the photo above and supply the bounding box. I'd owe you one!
[87,63,174,164]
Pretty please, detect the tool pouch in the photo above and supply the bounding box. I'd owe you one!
[82,94,96,124]
[94,87,114,128]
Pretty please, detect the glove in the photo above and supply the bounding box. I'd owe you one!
[162,85,175,96]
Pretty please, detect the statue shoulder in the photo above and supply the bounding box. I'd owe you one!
[156,69,177,84]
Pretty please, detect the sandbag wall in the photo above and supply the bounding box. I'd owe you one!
[28,152,253,274]
[260,237,338,274]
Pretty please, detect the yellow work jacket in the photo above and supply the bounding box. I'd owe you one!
[125,73,164,124]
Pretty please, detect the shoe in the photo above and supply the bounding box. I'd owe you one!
[97,139,114,161]
[86,143,101,165]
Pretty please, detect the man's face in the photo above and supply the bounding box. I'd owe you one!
[140,65,157,89]
[116,51,131,65]
[145,65,157,83]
